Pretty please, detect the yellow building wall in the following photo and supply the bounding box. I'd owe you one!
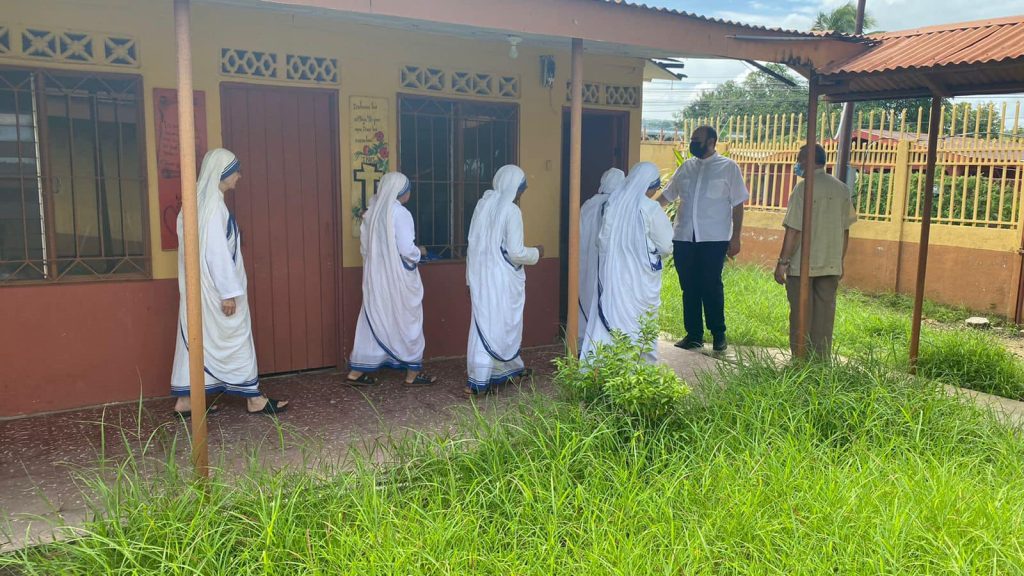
[4,0,643,278]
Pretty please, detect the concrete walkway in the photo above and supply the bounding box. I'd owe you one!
[0,347,558,553]
[0,343,724,553]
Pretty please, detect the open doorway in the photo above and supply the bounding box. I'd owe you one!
[559,109,630,325]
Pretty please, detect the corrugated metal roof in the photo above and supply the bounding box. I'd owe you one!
[594,0,860,39]
[823,16,1024,75]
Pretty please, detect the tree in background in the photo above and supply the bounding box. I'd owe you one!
[674,64,806,125]
[811,1,877,34]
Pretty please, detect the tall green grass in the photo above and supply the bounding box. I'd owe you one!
[660,264,1024,400]
[4,359,1024,574]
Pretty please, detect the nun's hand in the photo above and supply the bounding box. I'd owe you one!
[536,245,545,259]
[419,246,428,257]
[222,298,237,316]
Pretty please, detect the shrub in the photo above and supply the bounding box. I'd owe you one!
[556,316,690,423]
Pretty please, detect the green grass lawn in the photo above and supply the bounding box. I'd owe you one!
[6,266,1024,574]
[5,360,1024,574]
[660,264,1024,400]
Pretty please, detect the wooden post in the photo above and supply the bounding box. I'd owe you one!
[909,97,944,372]
[796,79,818,359]
[566,38,584,357]
[174,0,208,477]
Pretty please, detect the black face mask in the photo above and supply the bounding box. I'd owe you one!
[689,141,706,158]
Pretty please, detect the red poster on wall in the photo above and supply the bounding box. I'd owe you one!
[154,88,208,251]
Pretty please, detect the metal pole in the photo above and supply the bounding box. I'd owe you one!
[796,78,818,359]
[834,0,867,188]
[909,97,943,372]
[174,0,208,477]
[566,38,584,356]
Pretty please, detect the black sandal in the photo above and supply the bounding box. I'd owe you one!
[346,373,378,386]
[248,398,288,415]
[513,368,535,382]
[174,403,221,420]
[404,373,437,386]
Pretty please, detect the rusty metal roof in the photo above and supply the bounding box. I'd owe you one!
[817,15,1024,101]
[824,16,1024,75]
[594,0,861,39]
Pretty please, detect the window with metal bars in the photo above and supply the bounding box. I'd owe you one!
[0,67,148,284]
[398,94,518,260]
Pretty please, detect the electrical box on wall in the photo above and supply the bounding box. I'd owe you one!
[540,55,555,88]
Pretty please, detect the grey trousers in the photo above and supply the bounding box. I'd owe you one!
[785,275,840,359]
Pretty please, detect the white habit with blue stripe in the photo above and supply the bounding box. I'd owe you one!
[349,172,425,373]
[465,165,539,391]
[170,149,260,397]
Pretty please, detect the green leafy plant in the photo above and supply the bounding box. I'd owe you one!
[556,316,690,423]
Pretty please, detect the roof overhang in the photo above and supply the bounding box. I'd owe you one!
[645,60,685,82]
[210,0,870,69]
[814,15,1024,102]
[818,61,1024,102]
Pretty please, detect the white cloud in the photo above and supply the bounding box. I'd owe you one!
[713,9,813,31]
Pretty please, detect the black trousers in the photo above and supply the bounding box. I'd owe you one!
[673,240,729,342]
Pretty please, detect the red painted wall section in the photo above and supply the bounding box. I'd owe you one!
[1,280,179,418]
[340,258,563,361]
[2,259,562,418]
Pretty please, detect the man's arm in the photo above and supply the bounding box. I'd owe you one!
[728,203,744,257]
[774,226,802,285]
[659,166,683,207]
[727,162,749,258]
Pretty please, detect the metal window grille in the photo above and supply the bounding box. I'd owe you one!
[398,94,518,260]
[0,67,148,284]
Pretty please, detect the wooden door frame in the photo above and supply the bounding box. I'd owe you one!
[219,81,345,369]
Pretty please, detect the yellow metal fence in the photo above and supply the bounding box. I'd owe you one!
[646,103,1024,229]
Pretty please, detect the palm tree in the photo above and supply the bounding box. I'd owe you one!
[811,2,877,34]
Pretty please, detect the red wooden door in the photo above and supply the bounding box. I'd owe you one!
[221,84,340,374]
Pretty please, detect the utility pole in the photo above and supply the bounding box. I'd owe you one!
[834,0,867,190]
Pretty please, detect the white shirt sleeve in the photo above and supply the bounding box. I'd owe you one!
[204,205,245,300]
[661,165,684,203]
[393,204,421,264]
[642,199,674,256]
[504,205,540,266]
[728,161,750,206]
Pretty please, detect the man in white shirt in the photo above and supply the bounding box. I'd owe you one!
[660,126,749,352]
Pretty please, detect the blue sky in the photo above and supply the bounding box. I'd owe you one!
[642,0,1024,122]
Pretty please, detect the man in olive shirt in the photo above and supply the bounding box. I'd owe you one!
[774,144,857,358]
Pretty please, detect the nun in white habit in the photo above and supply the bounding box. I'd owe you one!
[465,165,543,395]
[346,172,437,386]
[171,148,288,416]
[578,167,625,345]
[580,161,673,363]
